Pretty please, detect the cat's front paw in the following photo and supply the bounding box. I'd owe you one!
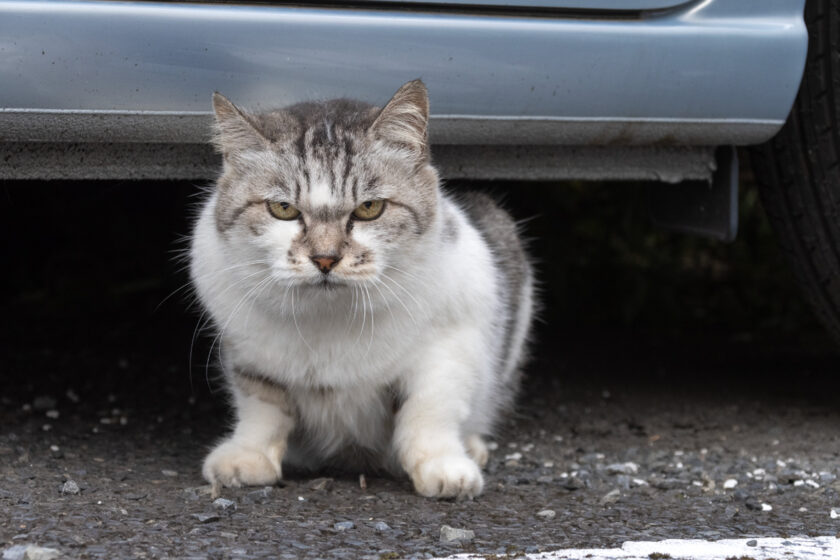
[202,439,284,495]
[410,454,484,500]
[466,434,489,468]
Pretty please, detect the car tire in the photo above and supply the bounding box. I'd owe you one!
[751,0,840,343]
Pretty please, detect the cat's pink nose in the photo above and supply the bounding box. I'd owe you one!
[311,255,341,274]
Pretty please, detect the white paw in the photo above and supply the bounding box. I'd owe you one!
[465,434,489,468]
[202,439,284,493]
[410,454,484,499]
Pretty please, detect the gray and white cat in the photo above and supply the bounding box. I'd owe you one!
[190,79,534,499]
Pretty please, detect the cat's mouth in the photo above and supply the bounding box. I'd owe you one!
[306,276,346,291]
[300,273,369,291]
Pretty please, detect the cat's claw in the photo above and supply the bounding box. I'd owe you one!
[202,440,284,491]
[410,454,484,500]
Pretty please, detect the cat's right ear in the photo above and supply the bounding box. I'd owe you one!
[211,92,269,156]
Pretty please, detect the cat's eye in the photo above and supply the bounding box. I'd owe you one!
[266,200,301,220]
[352,200,385,221]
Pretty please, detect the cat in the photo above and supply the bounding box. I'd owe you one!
[190,79,534,499]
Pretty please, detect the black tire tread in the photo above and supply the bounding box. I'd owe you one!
[752,0,840,343]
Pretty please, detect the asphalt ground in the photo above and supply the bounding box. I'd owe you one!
[1,179,839,559]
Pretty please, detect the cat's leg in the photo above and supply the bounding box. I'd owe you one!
[393,328,487,500]
[203,368,295,497]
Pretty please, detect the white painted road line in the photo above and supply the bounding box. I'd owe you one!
[438,536,839,560]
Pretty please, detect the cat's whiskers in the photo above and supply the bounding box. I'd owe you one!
[346,284,360,335]
[383,263,424,283]
[369,278,397,326]
[218,276,274,365]
[189,307,212,393]
[372,275,417,326]
[206,271,276,384]
[242,274,276,330]
[363,284,375,356]
[157,259,270,313]
[380,271,425,314]
[291,285,315,353]
[355,281,368,348]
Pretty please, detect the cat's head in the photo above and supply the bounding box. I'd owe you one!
[209,79,439,289]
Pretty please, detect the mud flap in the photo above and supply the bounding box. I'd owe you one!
[648,146,739,242]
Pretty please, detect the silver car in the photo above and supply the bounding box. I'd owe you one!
[1,0,837,341]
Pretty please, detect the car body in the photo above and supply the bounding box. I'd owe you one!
[0,0,807,184]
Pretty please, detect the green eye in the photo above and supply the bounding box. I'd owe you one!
[352,200,385,221]
[266,200,301,220]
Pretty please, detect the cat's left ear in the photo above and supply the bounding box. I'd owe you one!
[370,79,430,162]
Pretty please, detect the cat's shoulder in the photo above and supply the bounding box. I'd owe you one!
[445,192,522,250]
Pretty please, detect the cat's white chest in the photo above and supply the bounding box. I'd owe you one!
[227,295,419,390]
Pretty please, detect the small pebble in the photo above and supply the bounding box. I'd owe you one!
[439,525,474,543]
[2,544,62,560]
[745,498,762,511]
[309,477,333,491]
[359,474,367,490]
[44,410,59,420]
[213,498,236,512]
[243,486,274,504]
[723,479,738,489]
[746,540,757,547]
[536,509,556,520]
[651,478,683,490]
[333,521,354,531]
[830,508,839,519]
[161,470,178,477]
[600,489,621,505]
[183,486,214,501]
[761,503,773,512]
[505,452,522,461]
[372,521,390,531]
[192,513,220,524]
[60,480,80,495]
[733,489,751,501]
[562,477,585,490]
[606,462,639,475]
